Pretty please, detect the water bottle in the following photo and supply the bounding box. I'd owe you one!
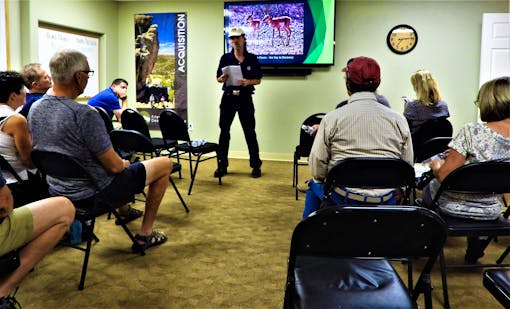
[301,125,313,134]
[421,153,446,165]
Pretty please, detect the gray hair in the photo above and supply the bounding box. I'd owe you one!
[49,50,88,84]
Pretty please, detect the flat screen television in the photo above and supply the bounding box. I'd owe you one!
[224,0,335,69]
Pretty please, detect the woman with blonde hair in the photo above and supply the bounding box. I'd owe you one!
[404,70,450,134]
[423,76,510,263]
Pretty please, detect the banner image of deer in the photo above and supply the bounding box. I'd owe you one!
[225,3,304,56]
[134,12,187,129]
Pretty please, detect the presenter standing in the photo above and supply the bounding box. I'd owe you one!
[215,28,263,178]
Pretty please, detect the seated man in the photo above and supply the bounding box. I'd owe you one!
[18,63,53,118]
[303,56,413,218]
[0,170,74,308]
[87,78,129,121]
[28,50,173,252]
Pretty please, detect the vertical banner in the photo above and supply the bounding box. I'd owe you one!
[134,12,187,129]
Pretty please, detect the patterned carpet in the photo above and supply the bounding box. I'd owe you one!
[15,159,505,308]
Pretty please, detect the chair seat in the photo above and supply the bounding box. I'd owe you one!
[151,137,167,149]
[441,215,510,237]
[175,142,218,154]
[293,256,417,309]
[483,269,510,307]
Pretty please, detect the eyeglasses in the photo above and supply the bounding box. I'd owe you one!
[79,70,94,77]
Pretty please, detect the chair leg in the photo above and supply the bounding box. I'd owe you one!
[110,209,145,256]
[439,249,451,309]
[295,160,299,201]
[187,156,201,195]
[170,176,189,212]
[78,218,95,290]
[497,246,510,264]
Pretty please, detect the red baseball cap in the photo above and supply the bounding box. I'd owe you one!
[342,56,381,86]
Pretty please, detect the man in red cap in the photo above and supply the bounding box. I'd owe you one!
[302,56,413,218]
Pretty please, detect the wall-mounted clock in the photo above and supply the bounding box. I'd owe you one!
[387,24,418,54]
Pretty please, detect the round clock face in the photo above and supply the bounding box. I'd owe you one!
[387,24,418,54]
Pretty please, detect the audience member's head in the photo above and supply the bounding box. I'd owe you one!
[476,76,510,122]
[111,78,128,98]
[342,56,380,94]
[21,63,52,93]
[49,50,91,98]
[410,70,441,106]
[0,71,26,105]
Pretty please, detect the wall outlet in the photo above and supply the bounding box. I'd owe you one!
[188,122,193,131]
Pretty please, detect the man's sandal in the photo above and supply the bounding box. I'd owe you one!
[115,207,143,225]
[131,231,167,253]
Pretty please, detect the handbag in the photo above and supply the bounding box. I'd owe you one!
[415,170,435,190]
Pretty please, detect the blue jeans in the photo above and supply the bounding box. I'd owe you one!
[302,180,398,219]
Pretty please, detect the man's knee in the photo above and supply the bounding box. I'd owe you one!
[143,157,172,184]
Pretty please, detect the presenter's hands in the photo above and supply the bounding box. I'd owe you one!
[238,79,251,87]
[217,74,228,83]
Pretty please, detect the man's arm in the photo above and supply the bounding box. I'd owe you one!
[308,120,330,182]
[0,173,13,219]
[112,109,123,122]
[97,147,130,174]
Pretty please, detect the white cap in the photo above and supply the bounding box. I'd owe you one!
[228,28,245,38]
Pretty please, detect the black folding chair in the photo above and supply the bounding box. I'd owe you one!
[412,117,453,163]
[293,113,325,200]
[283,205,447,309]
[483,269,510,308]
[415,137,452,163]
[121,108,171,157]
[159,109,221,195]
[93,106,114,134]
[31,150,142,290]
[426,161,510,309]
[323,157,416,206]
[109,129,189,212]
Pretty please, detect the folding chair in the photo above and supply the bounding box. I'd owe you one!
[283,205,447,309]
[120,108,172,157]
[93,106,114,134]
[109,129,189,212]
[323,157,416,206]
[483,269,510,308]
[412,117,453,162]
[31,150,142,290]
[427,161,510,308]
[293,113,325,200]
[159,109,221,195]
[414,137,452,163]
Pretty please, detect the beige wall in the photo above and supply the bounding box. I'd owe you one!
[6,0,509,161]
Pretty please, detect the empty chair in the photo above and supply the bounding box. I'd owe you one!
[94,106,114,134]
[425,161,510,309]
[293,113,325,200]
[284,205,447,309]
[120,108,171,157]
[31,150,141,290]
[159,109,221,195]
[483,269,510,308]
[109,129,189,212]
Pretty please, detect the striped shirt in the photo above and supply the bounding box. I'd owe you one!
[309,92,413,182]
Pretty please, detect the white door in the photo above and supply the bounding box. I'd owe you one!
[479,13,510,86]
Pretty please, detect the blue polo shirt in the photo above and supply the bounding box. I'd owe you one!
[87,87,120,119]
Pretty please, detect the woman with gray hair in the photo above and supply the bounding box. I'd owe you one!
[423,76,510,263]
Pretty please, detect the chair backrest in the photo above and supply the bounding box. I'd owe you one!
[412,117,453,160]
[296,113,326,158]
[415,137,452,163]
[31,150,98,189]
[432,161,510,205]
[94,106,114,134]
[158,110,190,143]
[289,205,447,259]
[120,108,151,139]
[110,129,154,156]
[0,154,23,183]
[323,157,416,197]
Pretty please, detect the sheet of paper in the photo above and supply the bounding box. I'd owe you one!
[221,65,243,86]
